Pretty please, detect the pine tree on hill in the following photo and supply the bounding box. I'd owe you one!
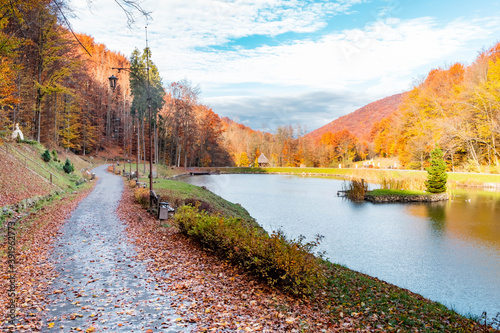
[63,158,74,174]
[42,149,51,162]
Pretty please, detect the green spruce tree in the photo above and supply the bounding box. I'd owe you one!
[42,149,51,162]
[63,158,74,174]
[425,147,448,193]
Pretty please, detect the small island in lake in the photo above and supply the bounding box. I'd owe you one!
[346,147,450,203]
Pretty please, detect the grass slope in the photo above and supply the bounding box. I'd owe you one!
[134,177,255,223]
[0,141,92,228]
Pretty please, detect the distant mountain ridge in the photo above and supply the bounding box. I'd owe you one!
[305,92,406,142]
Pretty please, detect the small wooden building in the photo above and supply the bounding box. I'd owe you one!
[257,153,269,167]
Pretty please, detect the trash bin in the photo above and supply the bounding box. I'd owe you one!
[158,202,171,220]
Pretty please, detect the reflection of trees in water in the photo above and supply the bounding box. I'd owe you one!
[426,202,447,235]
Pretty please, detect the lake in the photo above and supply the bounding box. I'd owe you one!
[181,174,500,319]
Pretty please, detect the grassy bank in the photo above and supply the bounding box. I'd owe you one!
[369,189,427,196]
[322,261,486,331]
[133,176,494,331]
[0,141,93,230]
[211,166,500,189]
[134,177,255,223]
[1,141,91,190]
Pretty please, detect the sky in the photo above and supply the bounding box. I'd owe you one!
[66,0,500,133]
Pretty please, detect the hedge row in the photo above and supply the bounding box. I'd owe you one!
[173,205,325,295]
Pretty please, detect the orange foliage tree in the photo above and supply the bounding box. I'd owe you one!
[372,41,500,171]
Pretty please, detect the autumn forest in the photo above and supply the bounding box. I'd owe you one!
[1,0,500,173]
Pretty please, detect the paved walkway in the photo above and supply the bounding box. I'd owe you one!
[43,165,192,332]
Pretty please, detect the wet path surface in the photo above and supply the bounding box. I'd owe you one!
[43,165,191,332]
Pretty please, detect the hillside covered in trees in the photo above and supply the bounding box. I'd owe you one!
[0,0,132,155]
[371,43,500,172]
[1,1,500,172]
[306,93,406,142]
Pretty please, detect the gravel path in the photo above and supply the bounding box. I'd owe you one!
[43,165,193,332]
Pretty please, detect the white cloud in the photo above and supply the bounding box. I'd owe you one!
[69,1,499,96]
[68,0,363,54]
[66,1,500,131]
[161,16,500,96]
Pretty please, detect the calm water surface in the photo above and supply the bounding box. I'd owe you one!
[182,174,500,318]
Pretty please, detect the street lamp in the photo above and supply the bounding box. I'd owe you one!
[109,68,154,208]
[108,75,118,92]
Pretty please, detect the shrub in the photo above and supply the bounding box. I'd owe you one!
[184,198,213,213]
[407,162,422,170]
[41,149,51,162]
[156,189,186,208]
[174,205,325,295]
[63,158,74,174]
[134,187,149,208]
[129,180,137,188]
[21,139,38,145]
[343,178,368,201]
[51,149,59,162]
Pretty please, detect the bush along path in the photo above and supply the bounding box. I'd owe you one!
[42,165,192,332]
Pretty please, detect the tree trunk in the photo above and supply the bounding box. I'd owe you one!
[66,94,70,153]
[36,90,41,143]
[154,122,158,164]
[141,115,146,173]
[177,145,181,167]
[136,115,140,178]
[54,92,58,144]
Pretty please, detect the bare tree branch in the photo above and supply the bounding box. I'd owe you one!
[53,0,92,57]
[86,0,152,27]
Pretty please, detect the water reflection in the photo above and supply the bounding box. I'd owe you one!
[406,190,500,249]
[427,202,446,236]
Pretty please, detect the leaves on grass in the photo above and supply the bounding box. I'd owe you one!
[0,150,53,207]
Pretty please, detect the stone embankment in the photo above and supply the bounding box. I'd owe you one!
[365,192,449,203]
[1,191,63,220]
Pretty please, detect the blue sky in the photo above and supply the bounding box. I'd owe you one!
[67,0,500,133]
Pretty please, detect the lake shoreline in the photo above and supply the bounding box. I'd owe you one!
[364,191,449,203]
[204,166,500,190]
[138,173,497,330]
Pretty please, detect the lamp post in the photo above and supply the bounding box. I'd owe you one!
[109,67,154,207]
[108,75,118,92]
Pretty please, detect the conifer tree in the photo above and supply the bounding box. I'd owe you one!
[425,147,448,193]
[42,149,51,162]
[63,158,74,174]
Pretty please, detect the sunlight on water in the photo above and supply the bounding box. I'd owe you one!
[182,174,500,319]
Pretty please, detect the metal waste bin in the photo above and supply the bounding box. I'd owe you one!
[159,202,174,220]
